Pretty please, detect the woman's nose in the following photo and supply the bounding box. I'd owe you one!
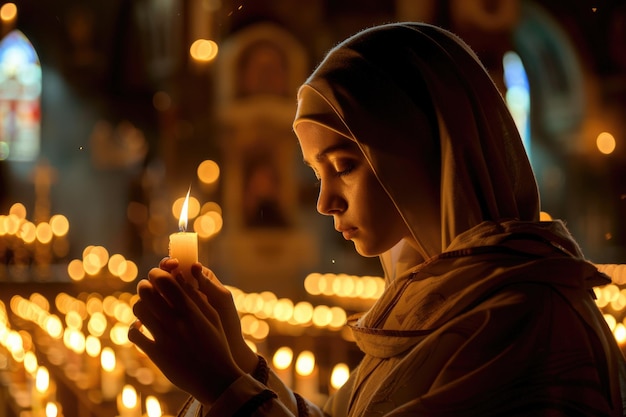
[316,182,345,215]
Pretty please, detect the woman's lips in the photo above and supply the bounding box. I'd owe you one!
[338,227,357,240]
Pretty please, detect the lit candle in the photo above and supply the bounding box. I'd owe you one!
[45,401,62,417]
[169,187,198,287]
[32,366,51,417]
[294,350,318,401]
[117,384,142,417]
[272,346,293,389]
[145,396,162,417]
[144,395,174,417]
[329,363,350,395]
[101,347,124,401]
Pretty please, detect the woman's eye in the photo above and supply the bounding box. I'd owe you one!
[336,163,354,177]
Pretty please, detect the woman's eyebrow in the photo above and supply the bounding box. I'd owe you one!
[303,142,357,166]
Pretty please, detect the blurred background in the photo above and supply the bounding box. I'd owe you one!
[0,0,625,416]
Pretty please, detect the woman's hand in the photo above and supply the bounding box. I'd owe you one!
[128,262,245,405]
[186,261,259,374]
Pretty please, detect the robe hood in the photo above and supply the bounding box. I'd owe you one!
[293,22,540,280]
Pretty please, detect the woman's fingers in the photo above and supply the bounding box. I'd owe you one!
[192,264,235,310]
[127,320,156,355]
[158,257,178,272]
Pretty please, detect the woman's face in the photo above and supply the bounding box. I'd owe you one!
[296,122,412,257]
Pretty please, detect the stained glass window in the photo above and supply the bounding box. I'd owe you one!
[0,29,41,161]
[503,50,531,161]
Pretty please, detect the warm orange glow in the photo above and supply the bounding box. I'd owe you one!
[19,221,36,243]
[87,312,107,337]
[194,214,215,238]
[292,301,313,324]
[83,245,109,269]
[64,328,85,353]
[67,259,85,281]
[83,253,101,275]
[197,159,220,184]
[190,39,219,62]
[615,323,626,344]
[121,385,139,409]
[108,254,126,276]
[0,3,17,22]
[85,335,101,357]
[295,351,315,376]
[201,201,222,215]
[44,315,63,339]
[146,396,162,417]
[312,305,332,327]
[9,202,26,219]
[597,131,616,154]
[330,363,350,389]
[50,214,69,236]
[240,314,259,336]
[194,211,223,238]
[251,320,270,340]
[65,310,82,330]
[539,211,553,221]
[272,347,293,370]
[118,260,138,283]
[110,322,130,346]
[35,222,53,244]
[329,306,347,329]
[273,298,294,321]
[101,347,116,372]
[3,214,19,235]
[35,366,50,393]
[24,351,38,374]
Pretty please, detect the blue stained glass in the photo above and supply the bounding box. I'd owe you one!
[0,30,39,65]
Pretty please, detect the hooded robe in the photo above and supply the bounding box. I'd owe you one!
[180,22,626,417]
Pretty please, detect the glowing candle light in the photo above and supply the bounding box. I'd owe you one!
[45,401,60,417]
[330,363,350,394]
[294,350,318,401]
[101,347,124,401]
[33,366,55,417]
[117,384,141,417]
[169,187,198,287]
[145,396,162,417]
[272,346,293,388]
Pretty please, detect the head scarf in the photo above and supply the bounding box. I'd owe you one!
[293,22,540,272]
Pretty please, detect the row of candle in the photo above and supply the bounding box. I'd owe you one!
[3,287,353,404]
[0,203,71,265]
[270,346,350,401]
[1,298,177,416]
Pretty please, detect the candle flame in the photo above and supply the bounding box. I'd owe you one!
[146,395,163,417]
[122,385,138,408]
[179,187,191,232]
[101,347,116,371]
[295,350,315,376]
[35,366,50,393]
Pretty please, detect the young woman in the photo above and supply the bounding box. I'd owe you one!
[129,22,626,416]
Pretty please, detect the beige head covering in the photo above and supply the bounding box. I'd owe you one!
[294,22,540,272]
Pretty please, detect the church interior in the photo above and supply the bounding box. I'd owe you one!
[1,0,626,415]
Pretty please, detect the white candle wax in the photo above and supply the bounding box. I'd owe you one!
[169,188,199,287]
[169,231,198,286]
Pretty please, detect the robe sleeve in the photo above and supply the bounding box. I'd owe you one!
[176,357,325,417]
